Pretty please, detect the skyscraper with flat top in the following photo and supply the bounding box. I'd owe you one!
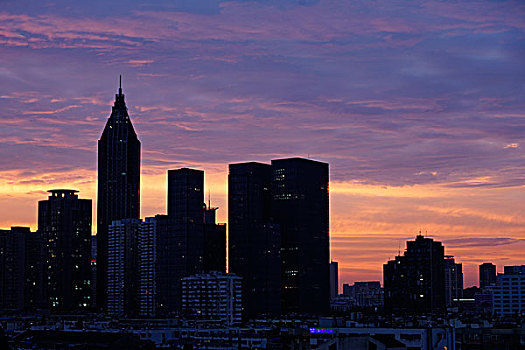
[97,77,141,309]
[479,262,497,288]
[38,190,92,310]
[271,158,330,314]
[228,162,281,317]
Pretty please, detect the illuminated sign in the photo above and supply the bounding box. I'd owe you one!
[309,328,333,334]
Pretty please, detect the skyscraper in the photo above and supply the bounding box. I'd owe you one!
[0,227,28,310]
[157,168,204,314]
[107,219,141,316]
[97,78,141,309]
[444,256,463,307]
[271,158,330,314]
[138,217,157,317]
[479,262,497,288]
[38,190,92,310]
[203,204,226,273]
[228,162,281,317]
[384,235,446,315]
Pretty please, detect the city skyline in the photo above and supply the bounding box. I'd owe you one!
[1,0,524,288]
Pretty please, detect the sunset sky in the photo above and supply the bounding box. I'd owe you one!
[1,0,524,288]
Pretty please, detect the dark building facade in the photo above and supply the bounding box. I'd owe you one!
[228,162,281,317]
[97,79,141,309]
[271,158,330,314]
[155,168,205,314]
[38,190,92,310]
[0,227,28,310]
[203,205,226,273]
[479,262,497,288]
[330,261,339,300]
[383,235,446,315]
[444,256,463,307]
[107,219,141,316]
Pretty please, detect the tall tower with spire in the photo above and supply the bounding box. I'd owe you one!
[97,77,141,309]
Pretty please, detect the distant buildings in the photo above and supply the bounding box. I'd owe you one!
[479,262,497,288]
[342,281,383,308]
[38,190,92,310]
[97,79,141,310]
[330,261,339,300]
[444,256,463,307]
[181,272,242,325]
[384,235,446,315]
[493,265,525,316]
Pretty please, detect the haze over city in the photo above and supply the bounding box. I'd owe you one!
[1,0,524,288]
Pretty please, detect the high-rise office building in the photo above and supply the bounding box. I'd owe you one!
[493,265,525,316]
[479,262,497,288]
[0,227,28,310]
[167,168,204,275]
[107,219,141,316]
[330,261,339,299]
[228,162,281,317]
[158,168,204,313]
[444,256,463,307]
[38,190,91,310]
[138,217,156,317]
[271,158,330,314]
[384,235,446,315]
[97,78,141,309]
[203,204,226,273]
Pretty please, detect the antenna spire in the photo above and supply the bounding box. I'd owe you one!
[119,75,122,96]
[208,189,211,209]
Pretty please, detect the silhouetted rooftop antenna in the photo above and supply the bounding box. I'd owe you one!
[119,75,122,96]
[208,189,211,209]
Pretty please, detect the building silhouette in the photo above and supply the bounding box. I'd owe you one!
[330,261,339,299]
[138,217,157,317]
[203,204,226,273]
[272,158,330,314]
[228,158,329,316]
[444,256,463,307]
[107,219,141,316]
[228,162,281,317]
[181,272,242,325]
[97,78,141,309]
[383,235,446,315]
[38,190,92,310]
[479,262,497,288]
[163,168,205,313]
[0,227,30,310]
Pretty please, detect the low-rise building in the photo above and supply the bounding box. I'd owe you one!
[181,272,242,325]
